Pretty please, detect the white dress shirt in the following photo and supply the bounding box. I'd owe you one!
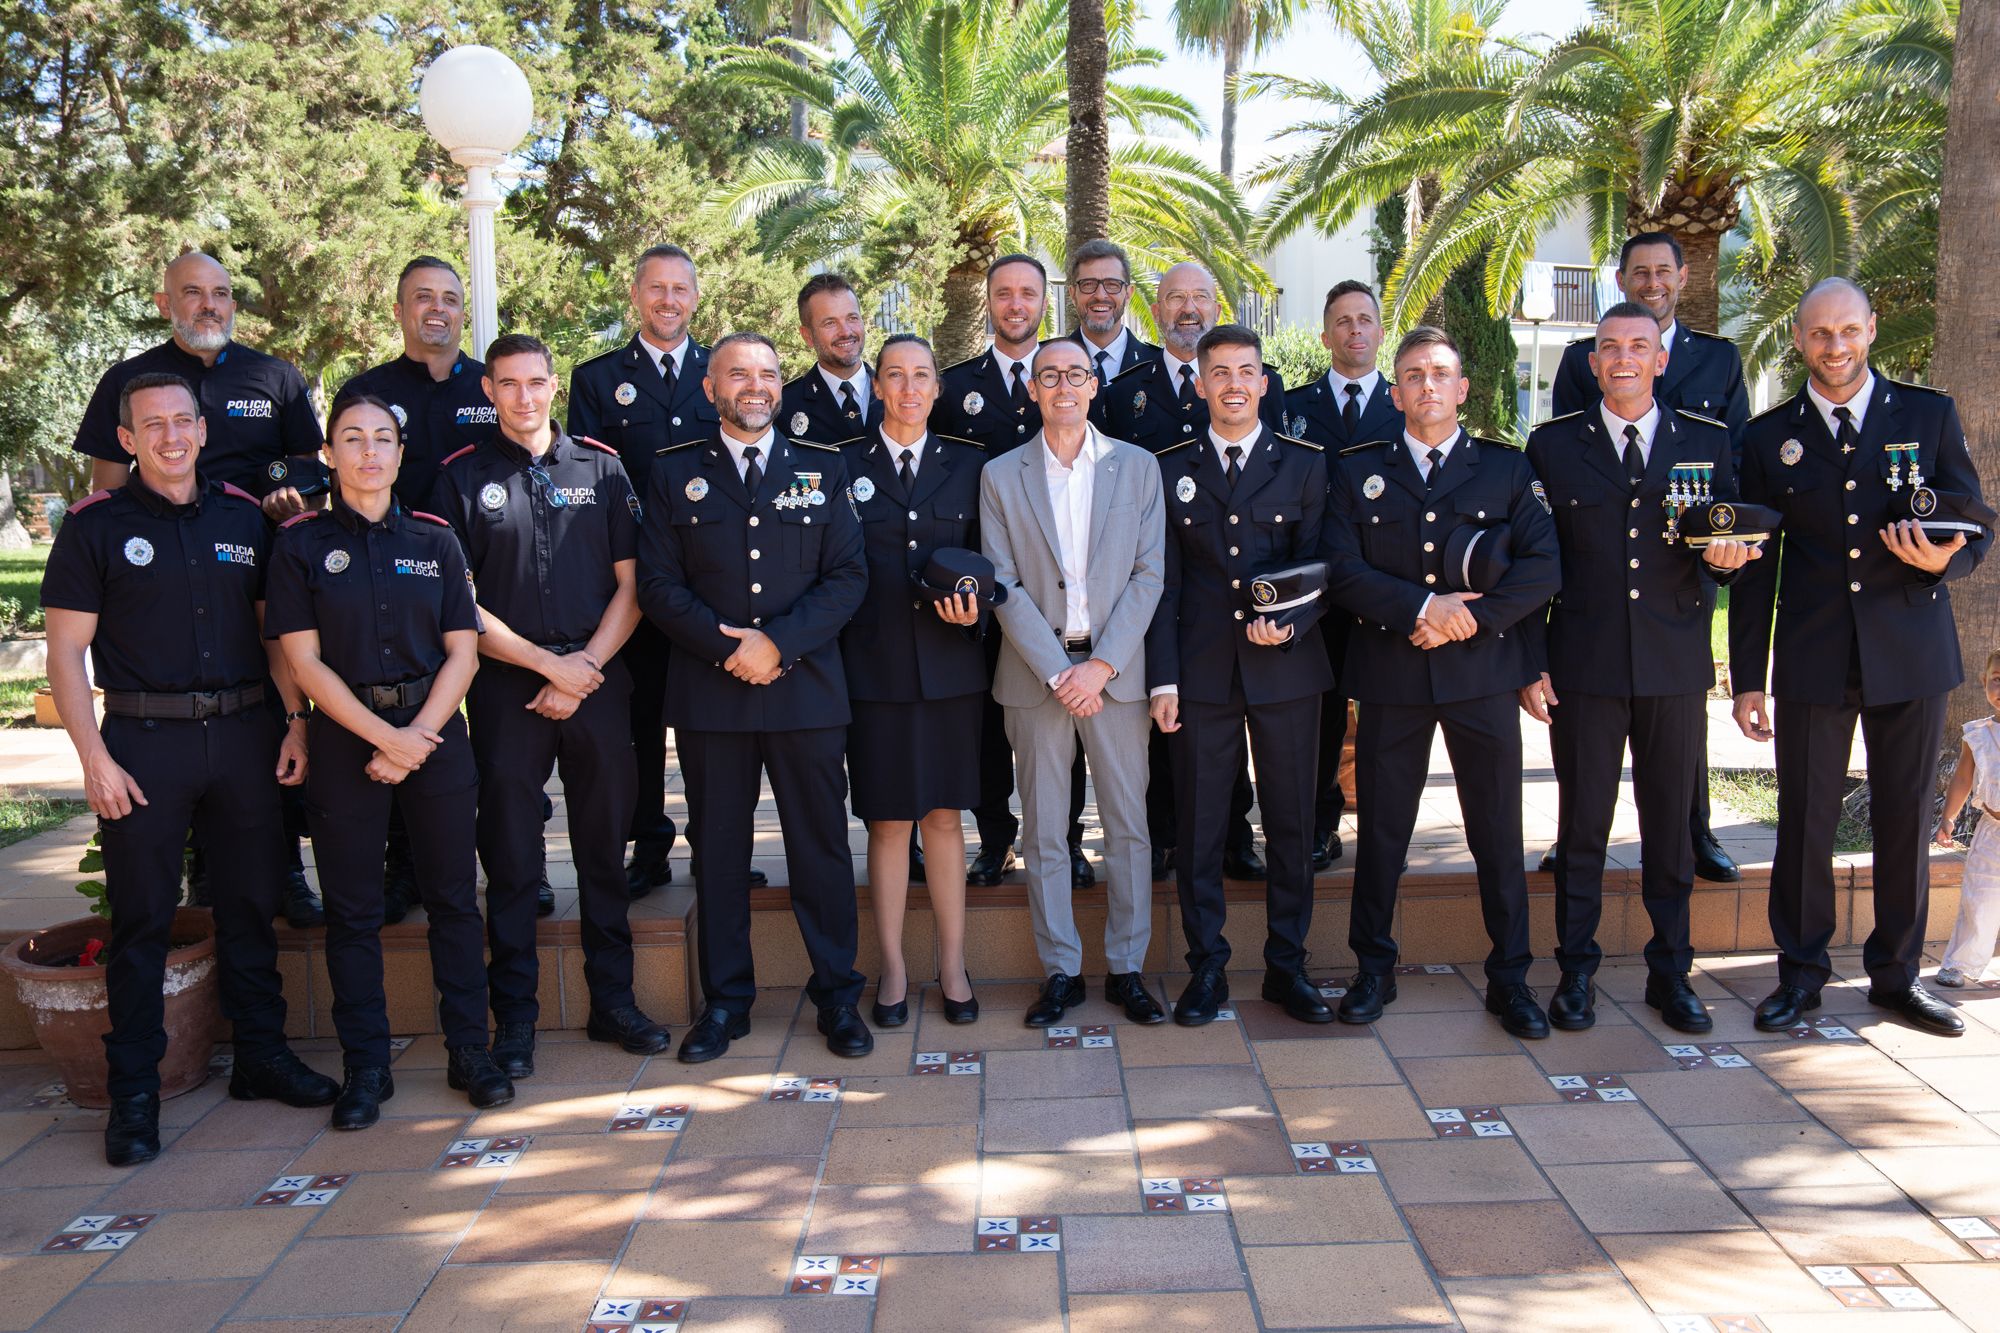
[1043,427,1110,684]
[638,333,687,381]
[720,428,776,483]
[1807,370,1876,439]
[819,366,871,417]
[1326,368,1381,411]
[879,429,927,478]
[1599,400,1662,467]
[1082,328,1131,380]
[1403,429,1461,482]
[994,348,1035,395]
[1163,348,1199,399]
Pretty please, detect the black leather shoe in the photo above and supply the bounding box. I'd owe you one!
[1693,829,1741,883]
[1263,966,1336,1023]
[282,868,324,929]
[1025,972,1085,1027]
[942,982,980,1025]
[1174,963,1229,1026]
[1548,972,1595,1031]
[103,1092,161,1167]
[1224,843,1266,880]
[1537,844,1557,874]
[966,846,1016,887]
[491,1021,536,1078]
[535,876,556,918]
[589,1005,672,1054]
[818,1004,875,1057]
[331,1066,394,1130]
[1337,972,1396,1024]
[908,842,926,885]
[1644,973,1713,1033]
[1106,972,1166,1024]
[1151,845,1174,881]
[1754,984,1821,1031]
[1070,847,1094,888]
[870,990,910,1028]
[446,1046,515,1108]
[1868,983,1965,1037]
[678,1006,751,1063]
[1486,983,1551,1039]
[1311,828,1343,872]
[748,865,768,887]
[624,840,675,898]
[229,1049,340,1106]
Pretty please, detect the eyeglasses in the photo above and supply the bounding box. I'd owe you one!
[525,464,569,507]
[1072,278,1129,296]
[1033,367,1096,388]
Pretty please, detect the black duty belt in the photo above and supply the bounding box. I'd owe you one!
[102,682,265,720]
[360,673,436,713]
[1061,634,1092,654]
[538,641,591,656]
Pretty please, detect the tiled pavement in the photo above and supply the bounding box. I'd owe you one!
[4,949,2000,1331]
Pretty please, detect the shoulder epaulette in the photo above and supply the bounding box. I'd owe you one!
[410,510,452,528]
[66,488,116,516]
[1680,326,1730,341]
[1565,333,1593,347]
[1888,376,1946,397]
[576,343,625,369]
[940,353,987,375]
[219,482,260,504]
[1275,432,1323,452]
[574,435,619,457]
[1471,435,1522,452]
[790,438,839,453]
[831,435,871,450]
[1338,438,1392,457]
[1155,439,1196,455]
[783,371,813,390]
[440,443,479,467]
[1746,399,1794,427]
[655,439,705,456]
[1109,359,1153,384]
[935,433,986,451]
[1541,410,1585,425]
[278,510,321,529]
[1674,408,1726,429]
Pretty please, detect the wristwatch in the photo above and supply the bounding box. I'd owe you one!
[284,709,311,724]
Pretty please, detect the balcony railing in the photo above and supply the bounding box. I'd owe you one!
[1518,264,1606,326]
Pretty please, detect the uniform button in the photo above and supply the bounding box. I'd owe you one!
[1848,514,1859,525]
[1629,558,1640,569]
[1629,589,1640,599]
[1425,511,1436,522]
[749,516,760,527]
[1844,480,1856,491]
[1849,547,1861,558]
[1230,579,1240,589]
[1850,581,1861,592]
[383,647,392,655]
[908,540,918,550]
[909,510,919,520]
[1182,424,1193,433]
[751,582,762,594]
[1423,542,1434,552]
[1233,610,1244,620]
[1183,517,1192,526]
[672,416,682,426]
[1228,515,1239,525]
[803,516,812,525]
[1630,497,1640,508]
[195,607,204,615]
[912,600,921,609]
[1424,573,1437,584]
[1371,515,1380,524]
[1228,546,1239,556]
[1629,528,1639,538]
[751,616,763,626]
[749,549,760,559]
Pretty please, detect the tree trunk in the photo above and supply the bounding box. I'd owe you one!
[1219,23,1244,183]
[1936,0,2000,741]
[936,263,990,367]
[1627,173,1739,332]
[1065,0,1110,256]
[789,0,810,142]
[0,469,30,551]
[1673,226,1722,332]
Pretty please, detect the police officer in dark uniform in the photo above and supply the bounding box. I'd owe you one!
[72,253,323,516]
[1097,261,1272,882]
[1548,232,1751,884]
[1521,303,1760,1036]
[930,255,1090,889]
[1323,326,1561,1037]
[1283,280,1405,873]
[780,273,883,446]
[435,335,672,1077]
[842,334,988,1026]
[266,395,512,1126]
[43,372,338,1166]
[1146,326,1335,1027]
[638,332,872,1064]
[1730,278,1986,1039]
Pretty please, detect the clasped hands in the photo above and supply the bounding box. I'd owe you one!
[720,624,784,685]
[367,723,442,785]
[527,648,604,720]
[1054,659,1113,718]
[1409,591,1481,650]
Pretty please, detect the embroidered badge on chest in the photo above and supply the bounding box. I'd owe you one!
[1131,390,1147,416]
[324,549,351,574]
[479,482,507,511]
[123,536,153,567]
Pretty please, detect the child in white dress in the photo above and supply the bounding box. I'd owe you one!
[1935,649,2000,986]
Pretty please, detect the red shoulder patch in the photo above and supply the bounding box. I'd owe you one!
[439,443,479,467]
[410,510,452,528]
[65,488,116,515]
[278,510,322,529]
[219,482,260,504]
[576,435,619,457]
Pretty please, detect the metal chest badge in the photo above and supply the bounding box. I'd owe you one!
[122,536,153,567]
[614,382,637,406]
[963,391,985,416]
[479,481,507,511]
[853,475,876,503]
[390,403,408,427]
[790,411,810,437]
[1779,439,1804,467]
[1362,474,1386,500]
[324,548,350,574]
[685,477,709,502]
[1131,390,1147,416]
[1175,475,1197,504]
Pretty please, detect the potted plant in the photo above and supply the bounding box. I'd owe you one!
[0,834,222,1107]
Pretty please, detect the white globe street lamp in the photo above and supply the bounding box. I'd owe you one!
[419,46,534,361]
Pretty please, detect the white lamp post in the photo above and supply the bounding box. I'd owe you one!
[1519,262,1557,426]
[419,46,534,361]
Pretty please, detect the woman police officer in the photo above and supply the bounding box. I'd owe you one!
[264,395,513,1127]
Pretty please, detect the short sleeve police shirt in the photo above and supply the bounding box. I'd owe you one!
[73,340,324,497]
[432,432,640,646]
[40,475,272,693]
[333,353,496,511]
[263,494,481,687]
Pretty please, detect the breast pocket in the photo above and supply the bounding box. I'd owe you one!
[1252,501,1304,558]
[779,509,823,570]
[1554,498,1612,553]
[670,512,724,573]
[927,500,973,548]
[1360,514,1404,566]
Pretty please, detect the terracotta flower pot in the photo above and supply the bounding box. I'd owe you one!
[0,908,223,1108]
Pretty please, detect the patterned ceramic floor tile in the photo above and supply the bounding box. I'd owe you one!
[1807,1263,1941,1309]
[1665,1041,1754,1069]
[911,1051,983,1075]
[974,1216,1062,1251]
[39,1212,157,1252]
[1425,1107,1516,1138]
[250,1173,350,1205]
[609,1103,689,1132]
[1042,1025,1114,1051]
[789,1253,882,1295]
[1140,1177,1231,1212]
[769,1076,844,1103]
[1788,1017,1863,1042]
[1546,1073,1641,1103]
[586,1296,688,1331]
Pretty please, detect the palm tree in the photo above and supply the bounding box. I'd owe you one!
[735,0,827,140]
[1255,0,1883,333]
[712,0,1262,362]
[1069,0,1111,253]
[1169,0,1307,182]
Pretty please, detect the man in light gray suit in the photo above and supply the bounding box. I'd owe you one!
[980,338,1168,1027]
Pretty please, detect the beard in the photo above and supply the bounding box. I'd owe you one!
[174,311,233,352]
[719,395,774,432]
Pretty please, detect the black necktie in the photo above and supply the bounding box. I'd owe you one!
[661,354,677,397]
[1342,382,1361,434]
[1425,447,1444,490]
[1178,363,1197,407]
[898,447,916,494]
[1833,405,1857,455]
[1224,444,1243,490]
[839,381,860,420]
[1094,351,1111,385]
[1010,362,1029,412]
[741,445,762,496]
[1622,423,1644,487]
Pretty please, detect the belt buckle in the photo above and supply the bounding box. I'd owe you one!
[189,691,221,720]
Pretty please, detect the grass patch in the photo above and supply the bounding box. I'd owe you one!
[1710,765,1871,854]
[0,789,89,850]
[0,545,51,634]
[0,674,46,725]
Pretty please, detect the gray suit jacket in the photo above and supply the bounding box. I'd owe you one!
[979,428,1165,707]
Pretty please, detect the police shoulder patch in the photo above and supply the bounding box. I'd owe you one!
[278,510,322,529]
[1674,408,1726,429]
[218,482,261,505]
[574,434,620,457]
[409,510,453,528]
[65,488,116,516]
[439,443,480,468]
[1276,432,1323,452]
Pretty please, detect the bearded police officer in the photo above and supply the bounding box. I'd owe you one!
[74,253,323,520]
[1283,280,1405,873]
[1324,327,1561,1037]
[43,373,337,1166]
[779,273,881,446]
[1064,239,1156,394]
[1522,303,1759,1035]
[1548,232,1751,885]
[1730,278,1987,1039]
[638,332,873,1064]
[435,334,672,1078]
[1147,325,1334,1027]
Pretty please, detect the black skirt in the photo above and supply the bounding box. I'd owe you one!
[847,693,983,822]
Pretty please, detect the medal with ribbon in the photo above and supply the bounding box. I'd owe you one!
[1662,461,1714,544]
